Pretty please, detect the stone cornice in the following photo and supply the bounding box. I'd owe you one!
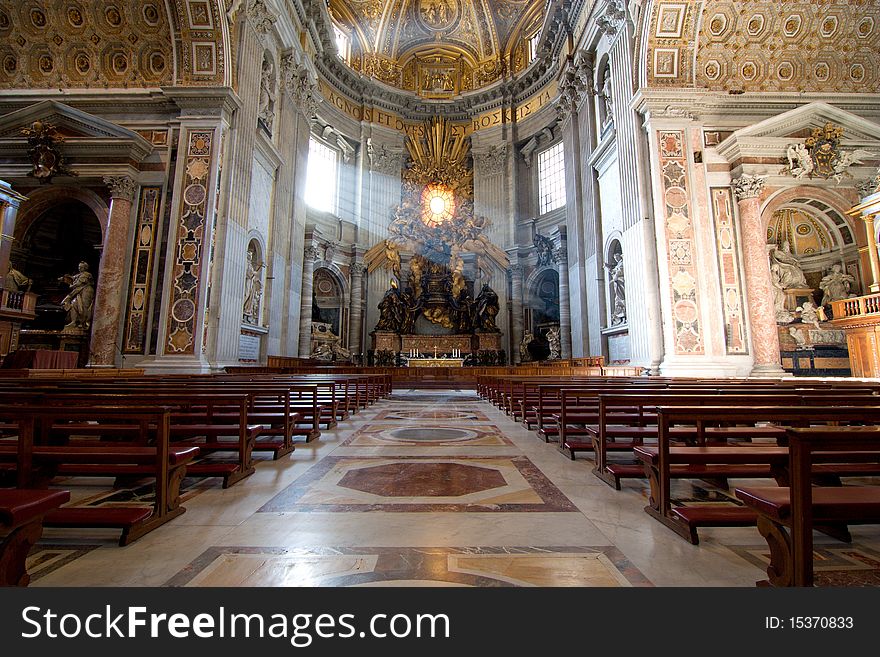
[162,86,242,122]
[633,89,880,122]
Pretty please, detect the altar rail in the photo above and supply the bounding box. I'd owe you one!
[266,356,606,369]
[829,293,880,377]
[830,293,880,320]
[242,359,634,389]
[0,290,37,321]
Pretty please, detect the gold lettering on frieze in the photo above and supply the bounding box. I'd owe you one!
[319,80,556,136]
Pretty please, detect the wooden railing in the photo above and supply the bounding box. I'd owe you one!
[829,293,880,320]
[0,290,37,320]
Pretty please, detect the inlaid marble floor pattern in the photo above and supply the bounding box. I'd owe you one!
[29,389,880,587]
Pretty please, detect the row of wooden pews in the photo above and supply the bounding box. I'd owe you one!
[480,373,880,586]
[0,370,391,586]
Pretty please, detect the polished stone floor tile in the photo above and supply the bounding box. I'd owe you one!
[258,455,578,512]
[164,546,650,587]
[29,387,880,588]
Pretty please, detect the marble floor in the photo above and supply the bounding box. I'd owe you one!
[28,389,880,587]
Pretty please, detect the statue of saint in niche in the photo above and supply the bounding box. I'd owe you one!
[243,248,263,325]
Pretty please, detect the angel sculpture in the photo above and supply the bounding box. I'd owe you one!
[784,143,813,179]
[832,149,877,183]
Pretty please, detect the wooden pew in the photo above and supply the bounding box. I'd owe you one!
[0,405,200,546]
[639,405,880,544]
[0,488,70,586]
[736,426,880,587]
[586,391,879,487]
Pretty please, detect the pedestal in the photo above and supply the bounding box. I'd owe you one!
[778,323,850,376]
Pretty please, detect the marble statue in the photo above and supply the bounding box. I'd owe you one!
[818,263,855,306]
[606,251,626,325]
[600,71,613,124]
[798,300,824,331]
[771,264,794,324]
[788,326,810,350]
[58,261,95,330]
[243,249,263,325]
[768,241,808,289]
[520,330,534,362]
[3,264,32,292]
[258,58,276,131]
[546,327,561,360]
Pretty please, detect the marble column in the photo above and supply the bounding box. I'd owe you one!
[297,243,319,356]
[509,263,524,363]
[554,227,573,360]
[349,260,365,356]
[89,176,137,366]
[733,175,783,376]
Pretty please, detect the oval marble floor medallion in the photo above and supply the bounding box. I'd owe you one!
[386,427,477,443]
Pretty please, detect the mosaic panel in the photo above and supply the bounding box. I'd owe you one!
[123,186,162,353]
[164,130,215,355]
[257,456,578,513]
[657,130,704,354]
[710,187,748,355]
[164,546,652,587]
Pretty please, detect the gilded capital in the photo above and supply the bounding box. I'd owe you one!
[732,174,765,201]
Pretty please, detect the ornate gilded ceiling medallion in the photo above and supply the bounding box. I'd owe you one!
[417,0,461,32]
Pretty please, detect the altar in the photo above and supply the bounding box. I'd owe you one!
[407,358,465,368]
